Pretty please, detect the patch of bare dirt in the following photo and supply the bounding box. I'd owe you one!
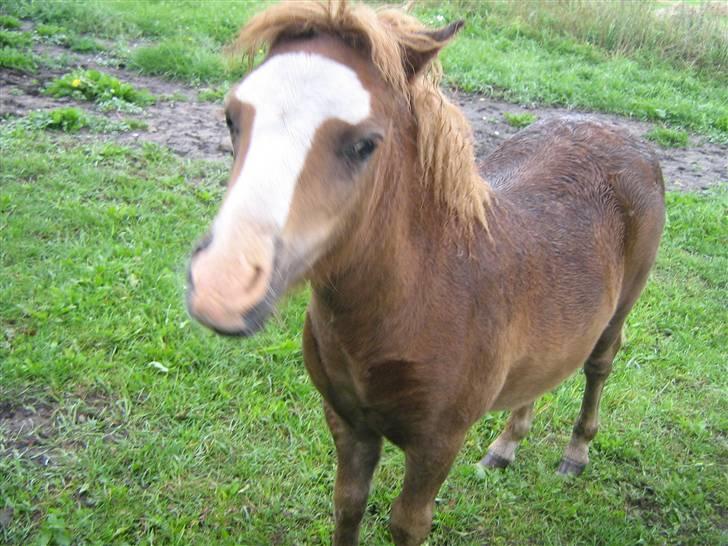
[0,398,57,466]
[1,43,232,162]
[1,40,726,191]
[0,392,126,467]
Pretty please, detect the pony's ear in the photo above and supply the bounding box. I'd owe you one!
[402,20,464,80]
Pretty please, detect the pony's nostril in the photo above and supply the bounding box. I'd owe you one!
[192,234,213,257]
[186,264,195,292]
[245,265,264,293]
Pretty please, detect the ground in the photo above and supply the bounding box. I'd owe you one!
[1,7,727,546]
[1,41,725,191]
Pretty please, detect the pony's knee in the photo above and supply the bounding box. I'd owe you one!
[573,420,599,442]
[584,356,613,379]
[510,417,532,439]
[390,499,432,546]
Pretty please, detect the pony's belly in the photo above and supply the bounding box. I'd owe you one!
[489,356,583,410]
[489,334,602,411]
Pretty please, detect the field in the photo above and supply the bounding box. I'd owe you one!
[1,1,726,545]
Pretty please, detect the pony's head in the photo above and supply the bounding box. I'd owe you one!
[186,1,476,336]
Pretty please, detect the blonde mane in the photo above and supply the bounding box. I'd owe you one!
[231,0,492,229]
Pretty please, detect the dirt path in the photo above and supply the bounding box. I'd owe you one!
[1,43,726,191]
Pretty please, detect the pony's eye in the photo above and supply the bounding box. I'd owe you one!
[346,137,378,163]
[225,115,235,131]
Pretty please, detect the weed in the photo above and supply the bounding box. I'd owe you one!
[158,91,188,103]
[3,107,148,135]
[97,97,144,115]
[503,111,538,128]
[68,35,102,53]
[0,29,31,48]
[0,46,36,71]
[713,115,728,133]
[198,84,230,103]
[45,70,154,107]
[645,127,689,148]
[0,15,21,29]
[35,512,71,546]
[35,23,67,39]
[38,106,87,132]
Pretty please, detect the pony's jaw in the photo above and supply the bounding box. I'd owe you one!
[187,51,371,336]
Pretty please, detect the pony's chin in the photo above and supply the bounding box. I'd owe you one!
[187,286,277,338]
[206,322,265,338]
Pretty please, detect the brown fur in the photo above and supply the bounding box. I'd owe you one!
[195,2,666,544]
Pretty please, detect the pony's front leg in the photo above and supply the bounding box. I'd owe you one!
[390,431,467,546]
[324,403,382,546]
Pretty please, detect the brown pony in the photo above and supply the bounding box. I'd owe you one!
[186,2,665,544]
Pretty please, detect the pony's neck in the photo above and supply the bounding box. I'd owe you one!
[307,86,491,358]
[309,117,459,348]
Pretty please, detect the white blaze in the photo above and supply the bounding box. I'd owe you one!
[213,52,371,244]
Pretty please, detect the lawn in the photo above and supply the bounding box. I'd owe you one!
[1,1,727,545]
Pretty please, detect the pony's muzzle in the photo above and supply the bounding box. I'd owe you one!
[186,230,275,336]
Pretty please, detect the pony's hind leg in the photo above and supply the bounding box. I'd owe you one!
[558,324,623,476]
[480,402,535,469]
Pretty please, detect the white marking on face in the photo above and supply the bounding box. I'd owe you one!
[213,52,371,245]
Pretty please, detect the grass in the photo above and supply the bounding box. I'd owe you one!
[503,111,538,129]
[1,0,258,83]
[646,126,690,148]
[131,38,238,83]
[1,125,726,545]
[446,0,728,75]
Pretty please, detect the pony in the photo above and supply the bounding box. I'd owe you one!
[186,2,665,544]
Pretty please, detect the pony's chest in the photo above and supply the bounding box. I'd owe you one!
[308,328,436,445]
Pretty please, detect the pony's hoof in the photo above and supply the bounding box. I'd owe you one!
[557,457,586,476]
[480,451,511,469]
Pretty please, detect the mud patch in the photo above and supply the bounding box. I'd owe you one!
[0,392,127,467]
[1,38,725,190]
[0,398,57,466]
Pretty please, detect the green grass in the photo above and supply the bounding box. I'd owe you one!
[646,126,690,148]
[503,111,538,129]
[1,126,726,545]
[2,0,259,83]
[446,0,728,75]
